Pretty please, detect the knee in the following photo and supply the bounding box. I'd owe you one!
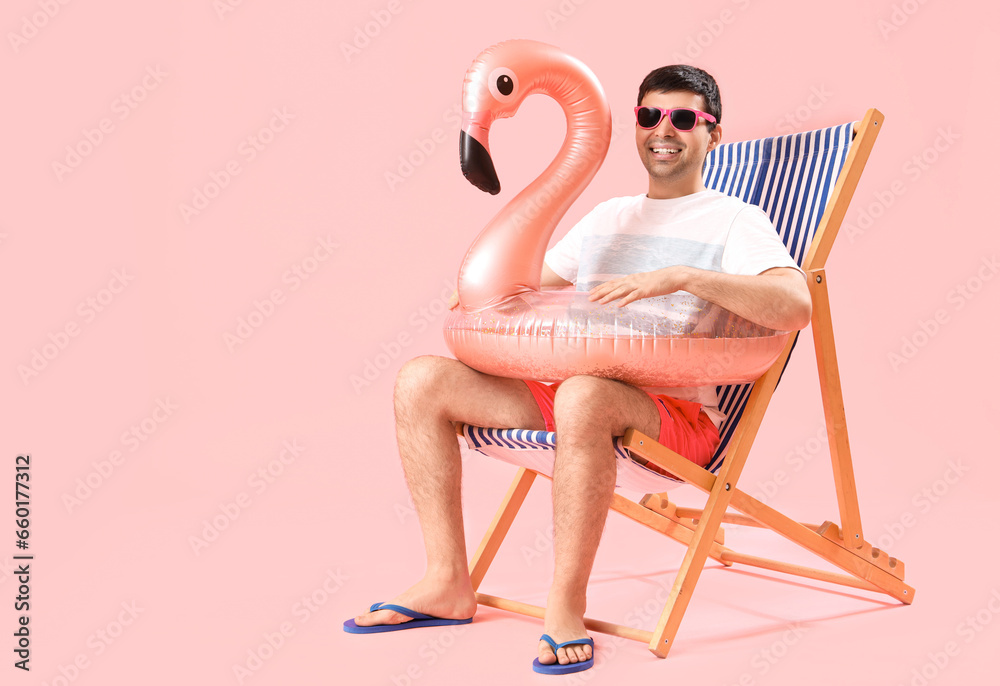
[552,375,616,433]
[394,355,453,408]
[395,354,455,388]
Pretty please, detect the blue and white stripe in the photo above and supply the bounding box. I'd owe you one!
[460,425,682,494]
[702,121,853,474]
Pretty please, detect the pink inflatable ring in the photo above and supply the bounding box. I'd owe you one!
[444,40,789,387]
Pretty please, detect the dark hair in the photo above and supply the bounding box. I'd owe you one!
[637,65,721,130]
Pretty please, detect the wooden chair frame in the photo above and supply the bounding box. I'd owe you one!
[456,108,914,658]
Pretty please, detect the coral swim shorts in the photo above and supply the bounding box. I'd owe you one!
[522,380,721,473]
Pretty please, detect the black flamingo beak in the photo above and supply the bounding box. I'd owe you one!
[460,112,500,195]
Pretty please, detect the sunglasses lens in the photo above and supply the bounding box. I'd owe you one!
[669,109,697,131]
[636,107,662,129]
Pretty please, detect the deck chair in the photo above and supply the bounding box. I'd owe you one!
[454,108,914,658]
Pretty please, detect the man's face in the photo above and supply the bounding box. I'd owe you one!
[635,90,721,197]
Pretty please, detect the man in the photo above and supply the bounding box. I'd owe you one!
[346,65,811,673]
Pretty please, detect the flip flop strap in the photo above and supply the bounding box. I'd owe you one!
[368,602,433,620]
[539,634,595,651]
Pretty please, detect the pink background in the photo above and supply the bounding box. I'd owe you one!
[3,1,998,684]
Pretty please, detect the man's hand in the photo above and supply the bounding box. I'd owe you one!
[588,267,688,307]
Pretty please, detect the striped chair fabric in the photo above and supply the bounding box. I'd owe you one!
[461,122,856,489]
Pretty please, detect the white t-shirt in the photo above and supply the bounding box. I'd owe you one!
[544,189,803,428]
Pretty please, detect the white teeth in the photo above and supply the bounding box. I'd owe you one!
[652,148,679,154]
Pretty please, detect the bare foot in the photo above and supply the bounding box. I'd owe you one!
[353,573,477,628]
[536,603,593,666]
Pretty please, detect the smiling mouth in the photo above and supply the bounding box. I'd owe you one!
[650,147,681,157]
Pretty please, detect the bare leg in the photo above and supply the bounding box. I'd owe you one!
[353,355,546,627]
[537,375,662,666]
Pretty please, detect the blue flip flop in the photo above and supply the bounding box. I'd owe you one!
[343,602,474,634]
[532,634,595,674]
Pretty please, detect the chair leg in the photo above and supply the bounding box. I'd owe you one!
[469,467,537,590]
[808,268,864,548]
[634,341,791,657]
[647,470,738,657]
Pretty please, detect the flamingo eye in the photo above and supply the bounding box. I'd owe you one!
[488,68,518,101]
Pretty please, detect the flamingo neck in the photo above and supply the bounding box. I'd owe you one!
[457,73,610,311]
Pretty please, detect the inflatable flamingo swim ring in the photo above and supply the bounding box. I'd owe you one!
[443,40,790,387]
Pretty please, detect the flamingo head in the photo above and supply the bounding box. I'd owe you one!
[460,40,567,196]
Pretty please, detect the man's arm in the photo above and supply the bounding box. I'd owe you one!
[588,265,812,331]
[541,263,573,288]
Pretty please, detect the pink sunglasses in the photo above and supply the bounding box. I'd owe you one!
[634,106,717,131]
